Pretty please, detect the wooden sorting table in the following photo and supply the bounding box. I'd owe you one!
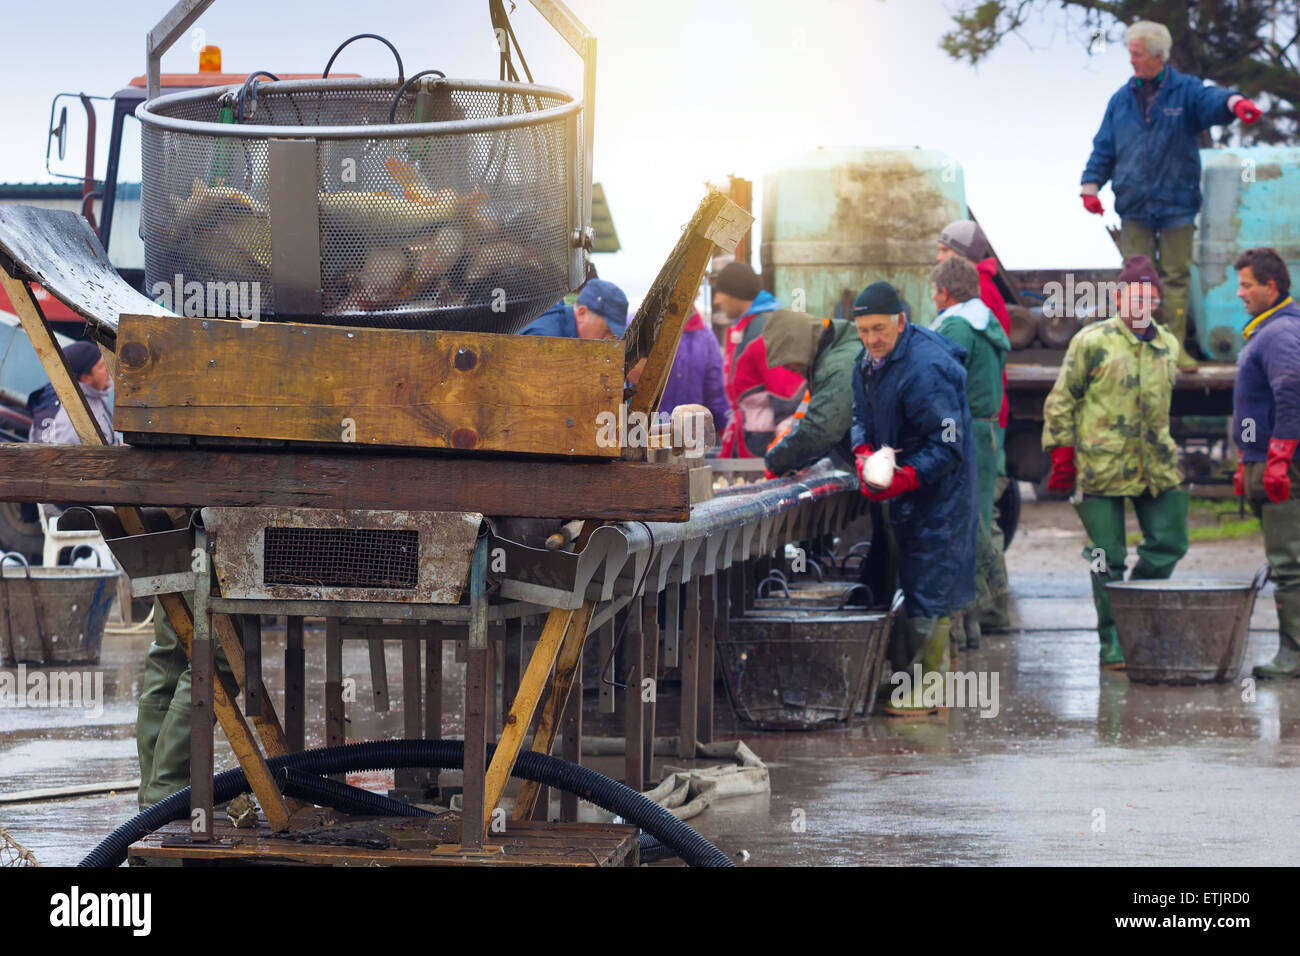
[0,191,752,861]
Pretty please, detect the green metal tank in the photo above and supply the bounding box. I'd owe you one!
[1192,146,1300,361]
[760,147,967,327]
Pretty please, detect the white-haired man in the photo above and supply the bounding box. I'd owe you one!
[1080,19,1262,370]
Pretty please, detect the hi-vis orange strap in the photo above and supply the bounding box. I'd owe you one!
[765,319,826,451]
[767,388,812,451]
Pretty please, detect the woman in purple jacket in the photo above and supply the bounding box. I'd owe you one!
[658,309,731,432]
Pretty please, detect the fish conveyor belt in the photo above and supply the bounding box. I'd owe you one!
[489,458,863,612]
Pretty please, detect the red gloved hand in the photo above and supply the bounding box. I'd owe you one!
[1233,460,1245,497]
[763,466,778,481]
[1264,438,1298,504]
[1234,97,1262,124]
[1048,446,1077,493]
[1082,195,1104,216]
[853,443,874,489]
[863,465,919,502]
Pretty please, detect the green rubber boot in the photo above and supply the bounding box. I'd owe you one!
[885,616,951,717]
[1098,623,1126,670]
[950,610,967,652]
[1253,489,1300,678]
[1075,495,1128,670]
[1252,638,1300,678]
[1254,584,1300,678]
[982,460,1013,632]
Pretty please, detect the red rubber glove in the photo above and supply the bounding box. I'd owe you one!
[1233,460,1245,497]
[863,465,919,502]
[1234,97,1262,124]
[1264,438,1297,504]
[1082,195,1104,216]
[1048,446,1077,493]
[763,466,778,481]
[853,443,873,489]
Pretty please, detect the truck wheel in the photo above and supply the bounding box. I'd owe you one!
[0,500,42,562]
[995,480,1020,550]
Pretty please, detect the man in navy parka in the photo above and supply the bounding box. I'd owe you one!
[1080,19,1262,369]
[850,281,978,715]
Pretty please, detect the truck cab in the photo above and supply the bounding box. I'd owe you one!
[0,49,350,557]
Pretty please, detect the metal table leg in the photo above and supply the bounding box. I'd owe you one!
[460,537,489,851]
[190,529,215,842]
[284,616,305,752]
[642,594,660,786]
[242,614,262,718]
[679,576,699,759]
[325,617,345,782]
[624,594,644,792]
[699,575,717,745]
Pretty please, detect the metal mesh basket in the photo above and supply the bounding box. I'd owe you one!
[137,77,581,331]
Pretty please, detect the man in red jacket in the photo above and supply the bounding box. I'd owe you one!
[712,261,805,458]
[937,219,1013,630]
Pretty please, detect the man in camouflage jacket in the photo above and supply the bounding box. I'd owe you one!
[1042,255,1189,668]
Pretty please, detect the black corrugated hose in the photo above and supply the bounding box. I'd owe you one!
[79,739,729,868]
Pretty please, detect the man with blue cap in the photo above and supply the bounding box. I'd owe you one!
[522,279,629,339]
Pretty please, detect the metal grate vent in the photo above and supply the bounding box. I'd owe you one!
[263,527,419,589]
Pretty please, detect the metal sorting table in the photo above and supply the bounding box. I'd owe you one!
[82,458,863,858]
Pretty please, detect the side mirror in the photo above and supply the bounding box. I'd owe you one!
[45,93,112,182]
[50,105,68,161]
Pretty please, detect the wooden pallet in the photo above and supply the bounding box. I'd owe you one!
[128,815,640,867]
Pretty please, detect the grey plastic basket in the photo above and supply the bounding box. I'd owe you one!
[1,553,117,666]
[1106,564,1270,684]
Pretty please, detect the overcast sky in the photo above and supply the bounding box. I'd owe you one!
[1,0,1201,302]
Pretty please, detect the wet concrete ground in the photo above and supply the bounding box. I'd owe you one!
[3,498,1298,866]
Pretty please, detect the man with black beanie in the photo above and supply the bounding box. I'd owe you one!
[850,281,979,715]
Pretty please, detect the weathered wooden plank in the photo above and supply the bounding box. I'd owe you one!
[2,266,291,831]
[158,591,292,831]
[512,601,596,821]
[0,205,174,346]
[560,649,583,822]
[0,270,106,445]
[622,190,753,411]
[0,444,691,521]
[128,817,637,867]
[114,315,622,457]
[481,607,573,834]
[212,612,293,759]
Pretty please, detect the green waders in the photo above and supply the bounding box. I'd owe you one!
[1074,488,1189,667]
[1245,462,1300,677]
[884,615,952,716]
[137,598,235,809]
[1120,220,1196,369]
[981,424,1012,631]
[958,418,1010,649]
